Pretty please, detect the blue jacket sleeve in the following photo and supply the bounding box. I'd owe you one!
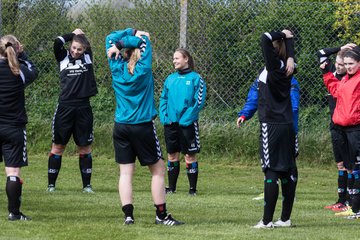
[159,78,170,125]
[237,79,259,120]
[179,76,207,126]
[290,77,300,134]
[118,35,152,73]
[105,28,135,51]
[105,28,136,75]
[134,36,152,70]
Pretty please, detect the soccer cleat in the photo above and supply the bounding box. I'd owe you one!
[8,212,31,221]
[47,184,56,192]
[324,202,345,210]
[83,185,94,193]
[188,188,197,196]
[165,187,176,194]
[155,214,184,226]
[332,204,349,212]
[252,220,274,229]
[274,219,292,227]
[347,212,360,220]
[335,207,354,216]
[252,193,264,201]
[124,216,135,225]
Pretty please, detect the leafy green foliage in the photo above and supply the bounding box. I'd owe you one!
[1,0,358,125]
[333,0,360,45]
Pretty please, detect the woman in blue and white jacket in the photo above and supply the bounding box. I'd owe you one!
[159,48,206,196]
[106,28,183,226]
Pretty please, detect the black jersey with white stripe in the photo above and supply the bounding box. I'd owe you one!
[0,53,38,126]
[258,31,295,124]
[317,47,345,118]
[54,33,97,103]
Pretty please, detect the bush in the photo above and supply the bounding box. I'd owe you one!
[26,107,334,167]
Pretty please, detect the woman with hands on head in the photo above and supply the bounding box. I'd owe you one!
[106,28,184,226]
[322,44,360,220]
[47,28,97,194]
[253,28,298,229]
[318,43,356,214]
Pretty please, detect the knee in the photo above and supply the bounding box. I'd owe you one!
[5,167,21,177]
[150,160,166,177]
[185,154,196,163]
[78,145,92,155]
[337,162,346,171]
[168,152,180,162]
[51,144,65,155]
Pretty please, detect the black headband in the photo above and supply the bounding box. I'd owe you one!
[345,49,360,60]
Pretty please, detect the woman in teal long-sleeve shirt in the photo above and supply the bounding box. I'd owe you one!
[106,29,183,226]
[159,48,206,196]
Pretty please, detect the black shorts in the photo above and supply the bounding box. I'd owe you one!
[0,125,28,167]
[52,103,94,146]
[259,123,296,172]
[164,122,200,155]
[113,121,163,166]
[343,128,360,170]
[330,126,348,163]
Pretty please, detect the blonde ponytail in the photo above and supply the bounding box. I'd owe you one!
[126,48,141,75]
[0,35,20,75]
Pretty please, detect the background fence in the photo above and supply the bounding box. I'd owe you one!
[1,0,360,132]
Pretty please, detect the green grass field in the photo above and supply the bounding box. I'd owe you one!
[0,154,354,240]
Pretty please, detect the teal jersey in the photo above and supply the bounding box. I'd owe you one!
[106,29,157,124]
[159,70,206,126]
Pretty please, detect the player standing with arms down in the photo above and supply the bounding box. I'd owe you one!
[0,35,38,220]
[106,28,184,225]
[47,29,97,193]
[253,29,297,228]
[159,49,206,196]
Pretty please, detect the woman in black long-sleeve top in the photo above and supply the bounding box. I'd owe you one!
[0,35,38,221]
[253,29,297,229]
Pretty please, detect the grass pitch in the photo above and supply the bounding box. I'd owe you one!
[0,154,354,240]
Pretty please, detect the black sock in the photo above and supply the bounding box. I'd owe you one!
[338,170,348,204]
[167,161,180,191]
[6,176,22,215]
[48,153,62,186]
[263,179,278,224]
[352,173,360,213]
[79,153,92,188]
[347,173,354,206]
[155,203,167,220]
[186,162,198,192]
[122,204,134,219]
[263,170,279,224]
[280,169,297,221]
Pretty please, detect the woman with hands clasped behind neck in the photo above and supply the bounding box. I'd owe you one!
[106,28,184,226]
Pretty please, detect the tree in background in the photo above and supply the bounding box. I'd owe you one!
[333,0,360,44]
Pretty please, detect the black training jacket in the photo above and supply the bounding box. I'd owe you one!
[0,52,38,126]
[258,31,295,124]
[54,33,97,103]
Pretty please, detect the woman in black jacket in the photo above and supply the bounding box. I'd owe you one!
[0,35,38,221]
[254,29,297,229]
